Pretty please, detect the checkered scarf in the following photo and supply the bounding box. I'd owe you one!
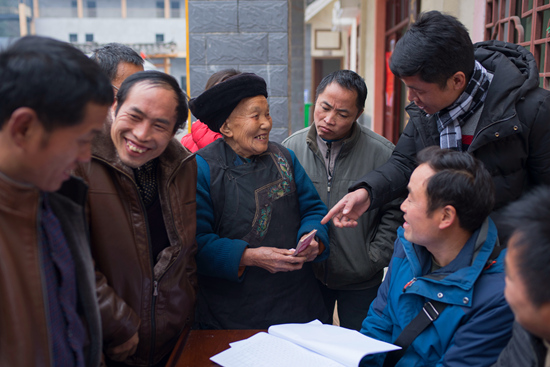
[436,61,493,151]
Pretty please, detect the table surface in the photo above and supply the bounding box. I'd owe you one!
[166,329,264,367]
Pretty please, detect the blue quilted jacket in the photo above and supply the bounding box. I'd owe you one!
[360,218,514,367]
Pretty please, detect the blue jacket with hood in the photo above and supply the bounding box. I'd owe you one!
[360,218,514,366]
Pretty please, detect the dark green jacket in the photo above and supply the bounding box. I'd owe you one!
[283,122,403,290]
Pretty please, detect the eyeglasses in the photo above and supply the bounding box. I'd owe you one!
[112,84,119,92]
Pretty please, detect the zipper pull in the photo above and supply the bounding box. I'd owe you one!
[153,280,158,296]
[402,277,417,292]
[325,142,332,160]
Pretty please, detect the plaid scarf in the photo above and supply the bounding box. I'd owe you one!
[436,61,493,151]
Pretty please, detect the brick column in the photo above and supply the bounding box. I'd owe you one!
[189,0,303,142]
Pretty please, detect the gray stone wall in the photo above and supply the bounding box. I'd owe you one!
[290,0,305,134]
[189,0,303,143]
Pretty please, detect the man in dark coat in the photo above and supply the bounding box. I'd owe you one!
[0,35,112,367]
[492,187,550,367]
[323,11,550,240]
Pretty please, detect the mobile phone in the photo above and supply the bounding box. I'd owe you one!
[293,229,317,256]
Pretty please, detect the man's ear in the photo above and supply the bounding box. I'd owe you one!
[7,107,40,148]
[112,99,119,116]
[450,71,467,91]
[219,121,232,137]
[355,108,364,122]
[439,205,457,230]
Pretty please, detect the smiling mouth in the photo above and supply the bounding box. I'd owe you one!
[126,139,147,154]
[255,134,268,141]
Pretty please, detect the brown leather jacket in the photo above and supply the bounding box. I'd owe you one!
[0,174,102,367]
[75,132,197,366]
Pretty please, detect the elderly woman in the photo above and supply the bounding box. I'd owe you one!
[189,73,330,329]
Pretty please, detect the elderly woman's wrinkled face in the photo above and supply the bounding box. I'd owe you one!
[221,95,272,158]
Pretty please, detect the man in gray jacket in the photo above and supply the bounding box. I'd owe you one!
[283,70,403,331]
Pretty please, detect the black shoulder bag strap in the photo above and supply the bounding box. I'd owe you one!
[382,300,447,367]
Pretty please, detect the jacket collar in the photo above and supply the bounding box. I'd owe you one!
[0,170,87,216]
[91,130,194,182]
[0,170,41,215]
[405,41,538,151]
[474,40,538,123]
[398,217,501,305]
[305,121,362,159]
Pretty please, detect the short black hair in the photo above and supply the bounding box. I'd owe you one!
[315,70,367,112]
[502,186,550,307]
[90,42,144,82]
[417,146,494,232]
[0,36,113,131]
[390,11,475,87]
[204,69,241,91]
[115,70,188,132]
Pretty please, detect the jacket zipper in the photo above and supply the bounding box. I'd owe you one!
[320,139,345,286]
[325,142,332,194]
[138,185,157,366]
[142,157,192,365]
[36,195,56,367]
[402,277,417,292]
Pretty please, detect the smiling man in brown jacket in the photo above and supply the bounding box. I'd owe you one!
[75,70,197,367]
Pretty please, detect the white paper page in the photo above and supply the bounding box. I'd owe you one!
[210,331,346,367]
[268,321,400,367]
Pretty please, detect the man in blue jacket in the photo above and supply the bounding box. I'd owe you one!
[360,147,514,366]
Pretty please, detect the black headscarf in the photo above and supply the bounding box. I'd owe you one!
[188,73,268,133]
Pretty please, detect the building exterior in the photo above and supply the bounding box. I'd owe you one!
[2,0,548,142]
[28,0,187,88]
[1,0,305,142]
[0,0,32,46]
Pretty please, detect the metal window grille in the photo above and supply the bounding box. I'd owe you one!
[485,0,550,89]
[87,1,96,17]
[171,1,180,18]
[71,0,77,17]
[156,1,164,18]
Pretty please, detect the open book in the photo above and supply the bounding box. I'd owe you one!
[210,320,400,367]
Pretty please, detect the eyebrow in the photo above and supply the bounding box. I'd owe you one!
[406,85,423,92]
[129,106,171,126]
[406,185,413,197]
[246,105,270,114]
[321,101,350,114]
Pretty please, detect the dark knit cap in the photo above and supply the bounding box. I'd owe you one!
[188,73,268,133]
